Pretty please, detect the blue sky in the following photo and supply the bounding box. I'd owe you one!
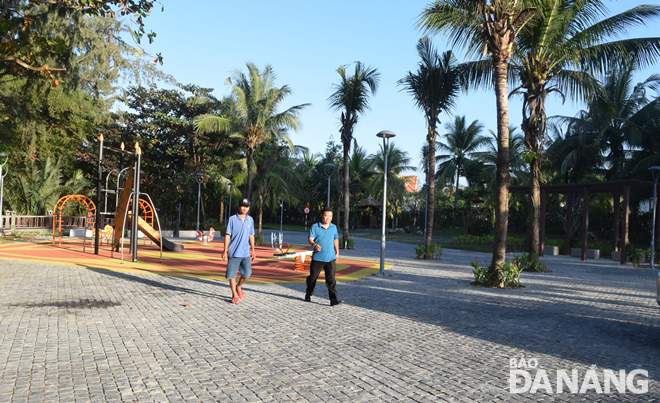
[139,1,660,182]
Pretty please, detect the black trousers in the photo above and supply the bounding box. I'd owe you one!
[306,259,338,302]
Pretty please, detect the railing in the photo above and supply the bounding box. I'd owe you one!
[0,213,115,230]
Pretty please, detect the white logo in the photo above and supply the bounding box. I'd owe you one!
[509,358,648,394]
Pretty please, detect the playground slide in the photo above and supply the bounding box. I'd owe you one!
[134,216,184,252]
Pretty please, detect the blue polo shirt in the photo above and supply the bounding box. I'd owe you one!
[226,214,255,258]
[309,222,339,262]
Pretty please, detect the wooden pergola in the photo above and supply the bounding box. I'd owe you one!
[510,180,656,264]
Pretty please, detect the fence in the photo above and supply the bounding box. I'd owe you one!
[0,213,115,231]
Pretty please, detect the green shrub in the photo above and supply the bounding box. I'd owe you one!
[627,247,650,268]
[513,253,548,272]
[415,242,444,260]
[255,234,265,246]
[471,259,523,288]
[471,261,494,286]
[339,236,354,250]
[452,234,525,251]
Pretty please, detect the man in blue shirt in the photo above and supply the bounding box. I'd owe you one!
[222,198,255,304]
[306,208,343,306]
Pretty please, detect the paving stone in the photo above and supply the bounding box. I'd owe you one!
[0,234,658,401]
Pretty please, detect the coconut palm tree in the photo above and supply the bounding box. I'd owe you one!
[625,96,660,176]
[195,63,309,201]
[398,37,461,258]
[252,139,297,235]
[474,126,527,186]
[349,146,377,203]
[587,65,660,179]
[436,116,488,223]
[370,143,415,227]
[328,62,380,245]
[420,0,538,277]
[507,0,660,262]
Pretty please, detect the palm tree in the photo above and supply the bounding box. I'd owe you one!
[252,139,296,235]
[420,0,537,277]
[588,66,660,179]
[292,148,322,212]
[195,63,309,201]
[328,61,380,244]
[625,96,660,176]
[474,126,527,186]
[508,0,660,262]
[349,146,377,203]
[7,156,89,215]
[370,143,415,226]
[398,37,461,258]
[436,116,488,222]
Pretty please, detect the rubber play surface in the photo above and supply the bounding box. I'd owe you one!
[0,239,382,284]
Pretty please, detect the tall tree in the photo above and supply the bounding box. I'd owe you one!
[398,37,461,258]
[370,143,415,226]
[1,0,162,80]
[349,146,377,204]
[195,63,309,201]
[588,66,660,179]
[252,139,295,235]
[436,116,487,222]
[328,61,380,245]
[474,126,527,186]
[508,0,660,263]
[420,0,537,282]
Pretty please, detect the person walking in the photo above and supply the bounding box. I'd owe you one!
[305,208,343,306]
[222,198,255,304]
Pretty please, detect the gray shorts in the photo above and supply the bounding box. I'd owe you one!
[226,256,252,279]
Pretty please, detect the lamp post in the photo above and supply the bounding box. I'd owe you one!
[227,182,234,223]
[323,163,335,208]
[279,199,284,232]
[649,166,660,269]
[195,171,204,232]
[377,130,396,275]
[0,152,8,235]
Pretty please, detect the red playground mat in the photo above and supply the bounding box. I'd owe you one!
[0,239,382,284]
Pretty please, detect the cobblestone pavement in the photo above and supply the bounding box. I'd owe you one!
[1,232,659,402]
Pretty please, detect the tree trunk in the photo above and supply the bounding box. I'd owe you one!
[527,157,541,261]
[522,86,547,265]
[219,200,224,226]
[453,162,460,225]
[490,58,511,285]
[258,193,264,235]
[246,147,254,201]
[425,128,436,259]
[342,140,350,245]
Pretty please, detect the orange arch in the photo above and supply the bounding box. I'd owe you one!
[52,195,96,246]
[137,198,154,245]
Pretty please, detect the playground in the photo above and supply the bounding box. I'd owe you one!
[0,238,381,284]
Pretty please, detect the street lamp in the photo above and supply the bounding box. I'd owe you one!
[195,171,204,232]
[227,182,235,224]
[0,152,8,235]
[323,163,336,208]
[649,166,660,269]
[377,130,396,275]
[278,199,284,232]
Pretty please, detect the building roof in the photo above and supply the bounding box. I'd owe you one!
[400,175,418,193]
[357,195,382,208]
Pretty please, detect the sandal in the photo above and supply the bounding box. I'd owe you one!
[237,288,245,299]
[231,296,239,304]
